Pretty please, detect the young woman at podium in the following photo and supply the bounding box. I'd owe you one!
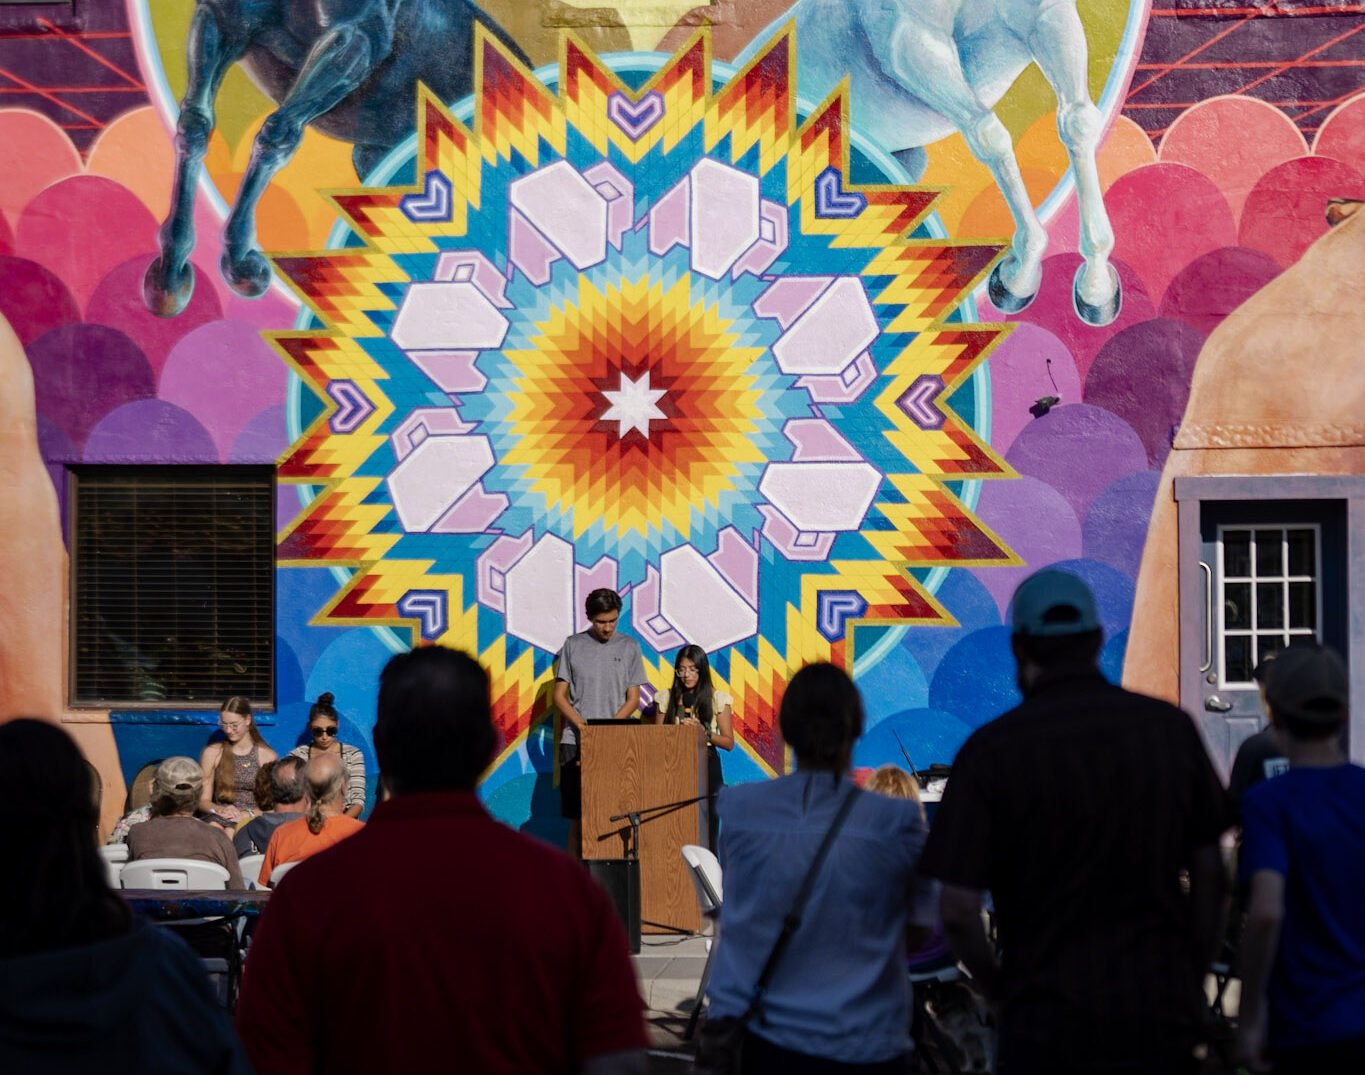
[653,645,733,849]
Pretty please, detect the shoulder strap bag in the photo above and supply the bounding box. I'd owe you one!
[693,782,860,1074]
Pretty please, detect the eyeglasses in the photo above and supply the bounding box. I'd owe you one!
[219,721,247,732]
[310,725,339,739]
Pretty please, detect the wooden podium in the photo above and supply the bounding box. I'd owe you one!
[581,721,706,934]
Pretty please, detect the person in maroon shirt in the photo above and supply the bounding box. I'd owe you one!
[236,646,648,1075]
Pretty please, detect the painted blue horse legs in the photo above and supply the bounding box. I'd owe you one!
[220,22,385,299]
[143,4,249,317]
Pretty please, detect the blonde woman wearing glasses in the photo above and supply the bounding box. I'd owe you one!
[286,692,366,819]
[199,696,277,825]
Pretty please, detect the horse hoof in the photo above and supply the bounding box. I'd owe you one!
[142,256,194,318]
[1073,264,1121,327]
[221,249,271,299]
[987,261,1037,315]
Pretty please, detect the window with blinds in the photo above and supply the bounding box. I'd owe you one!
[70,467,275,708]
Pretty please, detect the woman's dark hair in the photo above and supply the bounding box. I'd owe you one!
[663,644,715,727]
[375,646,496,794]
[309,691,338,723]
[213,696,265,805]
[0,719,130,957]
[778,663,864,773]
[254,760,276,813]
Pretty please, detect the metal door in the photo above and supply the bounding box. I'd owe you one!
[1194,500,1346,772]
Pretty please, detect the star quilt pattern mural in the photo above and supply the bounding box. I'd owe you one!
[273,29,1018,774]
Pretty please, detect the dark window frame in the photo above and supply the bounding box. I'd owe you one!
[68,465,276,710]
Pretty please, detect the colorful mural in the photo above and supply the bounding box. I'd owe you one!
[272,30,1016,789]
[1,0,1364,834]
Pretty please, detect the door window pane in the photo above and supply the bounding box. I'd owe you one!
[1287,529,1316,576]
[1256,583,1284,629]
[1255,530,1283,576]
[1288,582,1316,630]
[1256,636,1286,666]
[1224,530,1251,577]
[1225,635,1252,683]
[1218,522,1321,686]
[1224,582,1251,629]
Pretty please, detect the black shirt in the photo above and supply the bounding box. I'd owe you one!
[918,666,1231,1060]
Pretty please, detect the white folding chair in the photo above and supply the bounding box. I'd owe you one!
[120,858,231,890]
[268,861,297,887]
[120,858,236,1004]
[238,854,265,891]
[680,844,723,1040]
[99,843,129,889]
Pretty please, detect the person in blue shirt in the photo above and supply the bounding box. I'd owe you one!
[1236,643,1365,1073]
[706,662,937,1072]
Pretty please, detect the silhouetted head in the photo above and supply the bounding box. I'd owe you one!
[1265,642,1349,742]
[374,646,496,795]
[0,719,129,956]
[1010,569,1103,687]
[779,663,864,774]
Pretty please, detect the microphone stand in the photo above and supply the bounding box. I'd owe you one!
[604,792,714,935]
[608,792,714,860]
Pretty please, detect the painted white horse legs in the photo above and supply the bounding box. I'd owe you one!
[758,0,1124,327]
[871,3,1119,325]
[1029,0,1120,325]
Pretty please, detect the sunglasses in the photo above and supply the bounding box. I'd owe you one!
[310,725,339,739]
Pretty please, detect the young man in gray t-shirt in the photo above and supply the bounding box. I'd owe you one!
[554,588,647,857]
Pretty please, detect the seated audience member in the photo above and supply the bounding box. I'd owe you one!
[253,761,276,814]
[199,697,277,826]
[236,646,648,1074]
[257,753,363,885]
[865,763,924,820]
[127,757,244,888]
[0,720,250,1074]
[106,770,157,844]
[864,765,953,973]
[234,757,306,857]
[1236,644,1365,1073]
[286,692,366,818]
[706,663,937,1071]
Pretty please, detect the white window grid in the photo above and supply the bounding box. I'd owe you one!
[1217,523,1320,687]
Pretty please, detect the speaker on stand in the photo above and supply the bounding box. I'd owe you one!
[586,858,641,953]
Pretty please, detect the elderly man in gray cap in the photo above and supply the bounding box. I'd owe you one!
[126,756,244,888]
[918,568,1230,1075]
[1235,643,1365,1073]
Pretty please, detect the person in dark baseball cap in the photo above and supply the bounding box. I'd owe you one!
[1263,643,1348,732]
[1236,642,1365,1073]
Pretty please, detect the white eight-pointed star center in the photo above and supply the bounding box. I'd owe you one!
[600,370,667,439]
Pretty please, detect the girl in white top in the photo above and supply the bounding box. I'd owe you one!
[653,645,734,849]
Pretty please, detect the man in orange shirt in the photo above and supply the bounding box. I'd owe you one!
[258,753,363,886]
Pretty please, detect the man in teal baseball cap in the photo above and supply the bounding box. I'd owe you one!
[920,567,1232,1074]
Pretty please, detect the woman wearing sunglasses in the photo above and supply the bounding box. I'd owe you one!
[200,696,278,825]
[286,692,366,818]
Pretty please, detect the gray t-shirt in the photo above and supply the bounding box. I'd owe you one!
[556,630,647,744]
